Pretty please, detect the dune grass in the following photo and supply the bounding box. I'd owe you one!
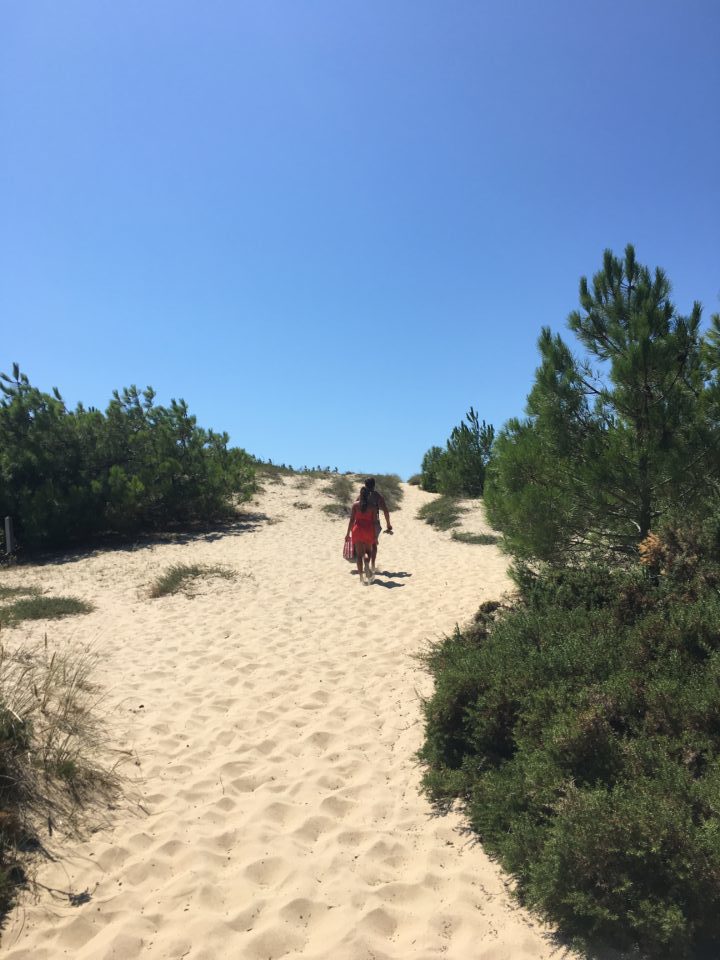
[321,474,355,520]
[292,501,312,510]
[451,531,500,545]
[322,474,355,505]
[417,496,468,530]
[0,635,125,916]
[150,563,236,598]
[372,473,404,511]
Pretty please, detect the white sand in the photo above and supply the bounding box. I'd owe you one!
[1,479,575,959]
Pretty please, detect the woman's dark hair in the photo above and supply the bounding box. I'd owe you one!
[365,477,376,491]
[359,485,370,512]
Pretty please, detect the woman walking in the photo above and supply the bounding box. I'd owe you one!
[345,484,377,585]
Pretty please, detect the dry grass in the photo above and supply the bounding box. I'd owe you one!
[0,635,126,913]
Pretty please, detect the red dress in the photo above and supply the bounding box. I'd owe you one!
[351,506,377,545]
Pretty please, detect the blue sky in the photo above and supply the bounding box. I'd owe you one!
[2,1,718,478]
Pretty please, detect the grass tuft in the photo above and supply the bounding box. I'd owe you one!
[292,501,312,510]
[149,563,235,598]
[417,497,467,530]
[451,531,500,545]
[0,595,93,625]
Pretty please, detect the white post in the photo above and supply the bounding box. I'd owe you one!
[4,517,14,556]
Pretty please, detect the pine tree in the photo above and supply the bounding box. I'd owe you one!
[485,245,714,561]
[437,407,494,497]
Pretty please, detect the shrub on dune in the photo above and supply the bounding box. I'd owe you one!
[420,519,720,957]
[417,497,467,531]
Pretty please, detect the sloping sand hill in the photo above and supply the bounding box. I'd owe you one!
[1,478,576,959]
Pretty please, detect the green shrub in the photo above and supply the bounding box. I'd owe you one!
[417,497,467,531]
[149,563,235,598]
[407,474,422,486]
[0,366,256,550]
[420,446,444,492]
[418,557,720,957]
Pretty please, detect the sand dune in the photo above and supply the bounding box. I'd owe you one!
[1,479,575,959]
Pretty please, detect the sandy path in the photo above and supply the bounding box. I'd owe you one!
[1,479,573,959]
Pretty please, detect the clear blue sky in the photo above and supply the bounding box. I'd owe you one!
[2,1,718,478]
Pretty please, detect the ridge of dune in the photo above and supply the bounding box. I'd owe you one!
[1,478,576,959]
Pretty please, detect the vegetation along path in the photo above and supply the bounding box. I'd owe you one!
[2,479,577,959]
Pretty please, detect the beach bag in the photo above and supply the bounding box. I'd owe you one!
[343,537,355,562]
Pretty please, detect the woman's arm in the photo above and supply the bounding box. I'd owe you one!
[346,504,356,538]
[378,493,392,531]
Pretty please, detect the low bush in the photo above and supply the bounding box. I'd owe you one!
[407,474,422,486]
[323,475,354,506]
[417,497,467,531]
[150,563,235,598]
[418,543,720,958]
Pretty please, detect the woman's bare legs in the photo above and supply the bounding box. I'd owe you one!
[356,545,365,582]
[355,541,371,584]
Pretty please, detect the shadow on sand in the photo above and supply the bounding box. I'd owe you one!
[12,511,273,569]
[350,569,411,589]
